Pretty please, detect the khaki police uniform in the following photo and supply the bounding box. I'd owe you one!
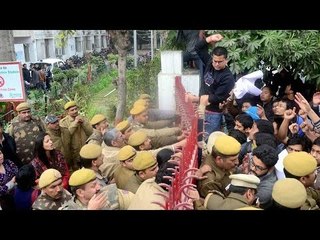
[59,114,93,169]
[204,174,260,210]
[283,151,320,210]
[7,115,45,164]
[128,177,168,210]
[86,129,103,145]
[32,189,72,210]
[60,183,134,210]
[197,155,231,198]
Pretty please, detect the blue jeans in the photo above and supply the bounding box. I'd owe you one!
[204,111,223,141]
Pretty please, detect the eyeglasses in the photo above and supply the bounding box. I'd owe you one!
[250,156,268,171]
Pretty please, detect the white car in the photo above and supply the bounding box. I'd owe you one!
[35,58,65,71]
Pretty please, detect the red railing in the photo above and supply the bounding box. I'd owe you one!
[163,76,199,210]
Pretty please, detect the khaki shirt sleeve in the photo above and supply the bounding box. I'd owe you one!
[81,120,93,137]
[118,189,135,210]
[198,173,224,198]
[145,120,173,129]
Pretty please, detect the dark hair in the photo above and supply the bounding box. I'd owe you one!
[156,148,174,167]
[313,137,320,147]
[268,199,300,210]
[80,157,92,169]
[33,132,55,168]
[254,133,277,149]
[252,144,278,168]
[261,85,275,97]
[255,119,274,135]
[16,164,36,191]
[287,136,303,146]
[212,46,228,58]
[229,185,254,195]
[228,129,247,144]
[283,168,301,179]
[235,113,254,129]
[155,161,176,190]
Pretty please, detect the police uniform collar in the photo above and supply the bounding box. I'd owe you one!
[227,192,249,204]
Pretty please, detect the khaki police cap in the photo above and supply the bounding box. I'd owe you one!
[206,131,227,154]
[283,151,317,177]
[229,174,260,189]
[118,145,137,161]
[116,120,130,133]
[213,135,241,156]
[139,94,151,100]
[38,168,62,189]
[64,101,77,110]
[132,151,157,171]
[133,99,148,108]
[16,102,31,112]
[90,114,106,125]
[130,105,147,115]
[80,144,102,159]
[69,168,96,187]
[128,131,148,147]
[272,178,307,209]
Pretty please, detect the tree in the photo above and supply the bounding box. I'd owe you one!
[0,30,16,61]
[206,30,320,87]
[109,30,132,125]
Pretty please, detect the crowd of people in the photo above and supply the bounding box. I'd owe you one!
[0,93,187,210]
[1,32,320,210]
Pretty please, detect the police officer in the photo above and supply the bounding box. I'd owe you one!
[60,168,134,210]
[32,168,72,210]
[270,178,307,210]
[7,102,45,164]
[124,151,159,194]
[204,173,260,210]
[86,114,109,145]
[59,101,93,171]
[197,135,241,198]
[283,151,320,210]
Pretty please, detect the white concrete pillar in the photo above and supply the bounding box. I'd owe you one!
[158,51,183,111]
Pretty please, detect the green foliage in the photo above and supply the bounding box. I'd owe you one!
[65,69,79,79]
[53,72,67,83]
[83,70,118,120]
[161,30,183,50]
[107,54,118,65]
[126,52,160,112]
[55,30,76,48]
[206,30,320,86]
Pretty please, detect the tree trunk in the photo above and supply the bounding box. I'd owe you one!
[109,30,132,125]
[115,50,127,125]
[0,30,16,61]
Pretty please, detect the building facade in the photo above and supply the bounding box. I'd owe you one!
[13,30,109,64]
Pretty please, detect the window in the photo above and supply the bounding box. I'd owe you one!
[94,36,100,49]
[75,37,81,52]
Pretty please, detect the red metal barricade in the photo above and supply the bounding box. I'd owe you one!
[163,76,199,210]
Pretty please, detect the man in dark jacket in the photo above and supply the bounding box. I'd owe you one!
[188,33,235,136]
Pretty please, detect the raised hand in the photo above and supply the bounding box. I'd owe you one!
[295,92,311,113]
